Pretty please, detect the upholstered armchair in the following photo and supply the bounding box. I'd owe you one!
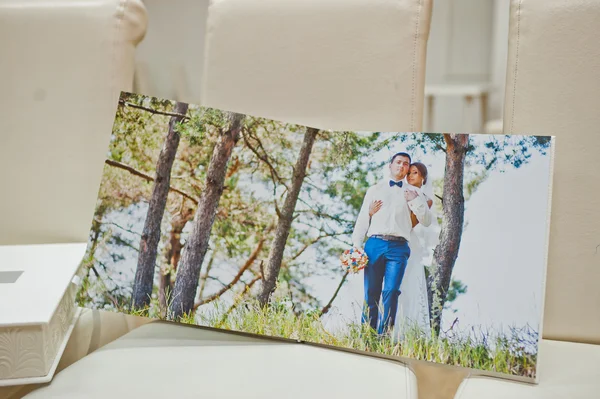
[456,0,600,396]
[0,0,149,396]
[1,0,599,398]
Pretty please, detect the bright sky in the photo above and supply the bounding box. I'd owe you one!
[442,150,551,336]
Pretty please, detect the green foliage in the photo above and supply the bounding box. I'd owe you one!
[319,131,380,167]
[391,132,550,173]
[389,132,447,155]
[178,106,233,146]
[91,101,384,312]
[464,169,489,201]
[445,279,468,312]
[323,163,371,214]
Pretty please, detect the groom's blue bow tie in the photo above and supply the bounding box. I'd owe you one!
[389,180,403,187]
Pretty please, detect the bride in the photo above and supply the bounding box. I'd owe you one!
[395,162,438,339]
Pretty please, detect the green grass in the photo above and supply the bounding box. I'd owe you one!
[190,299,537,379]
[83,290,537,379]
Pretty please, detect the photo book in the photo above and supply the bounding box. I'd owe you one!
[76,91,555,383]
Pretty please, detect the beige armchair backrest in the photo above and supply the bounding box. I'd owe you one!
[503,0,600,344]
[0,0,147,245]
[201,0,433,132]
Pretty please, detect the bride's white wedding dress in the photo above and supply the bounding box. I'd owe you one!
[393,186,439,341]
[393,214,432,340]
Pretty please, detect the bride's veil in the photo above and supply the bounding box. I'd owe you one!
[419,175,441,263]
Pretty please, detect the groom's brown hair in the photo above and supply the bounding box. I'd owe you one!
[390,152,411,164]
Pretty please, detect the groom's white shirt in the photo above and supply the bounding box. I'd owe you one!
[351,178,432,249]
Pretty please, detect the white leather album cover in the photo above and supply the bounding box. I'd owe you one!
[76,91,555,383]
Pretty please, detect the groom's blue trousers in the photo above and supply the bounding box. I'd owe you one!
[362,236,411,335]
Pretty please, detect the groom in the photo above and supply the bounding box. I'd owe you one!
[352,152,432,335]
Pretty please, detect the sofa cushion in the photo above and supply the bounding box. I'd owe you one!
[24,322,419,398]
[202,0,433,132]
[454,340,600,398]
[0,0,147,245]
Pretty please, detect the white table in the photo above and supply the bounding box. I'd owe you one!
[0,243,86,386]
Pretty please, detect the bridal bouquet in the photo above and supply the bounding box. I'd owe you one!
[340,247,368,274]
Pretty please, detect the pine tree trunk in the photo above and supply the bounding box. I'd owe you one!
[428,133,469,335]
[131,102,189,310]
[257,127,319,307]
[170,112,244,319]
[159,204,194,318]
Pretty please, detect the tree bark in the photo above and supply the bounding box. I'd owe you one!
[76,207,106,305]
[170,112,244,319]
[158,204,195,318]
[428,133,469,335]
[119,99,190,120]
[131,102,189,310]
[257,127,319,307]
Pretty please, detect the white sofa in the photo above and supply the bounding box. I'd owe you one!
[457,0,600,397]
[2,0,599,398]
[0,0,148,396]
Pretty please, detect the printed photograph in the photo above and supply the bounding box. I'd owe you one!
[76,92,554,380]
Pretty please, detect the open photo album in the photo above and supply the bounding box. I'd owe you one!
[76,91,555,383]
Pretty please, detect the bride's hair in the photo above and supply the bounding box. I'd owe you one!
[411,162,428,185]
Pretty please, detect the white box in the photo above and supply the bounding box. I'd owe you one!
[0,243,86,386]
